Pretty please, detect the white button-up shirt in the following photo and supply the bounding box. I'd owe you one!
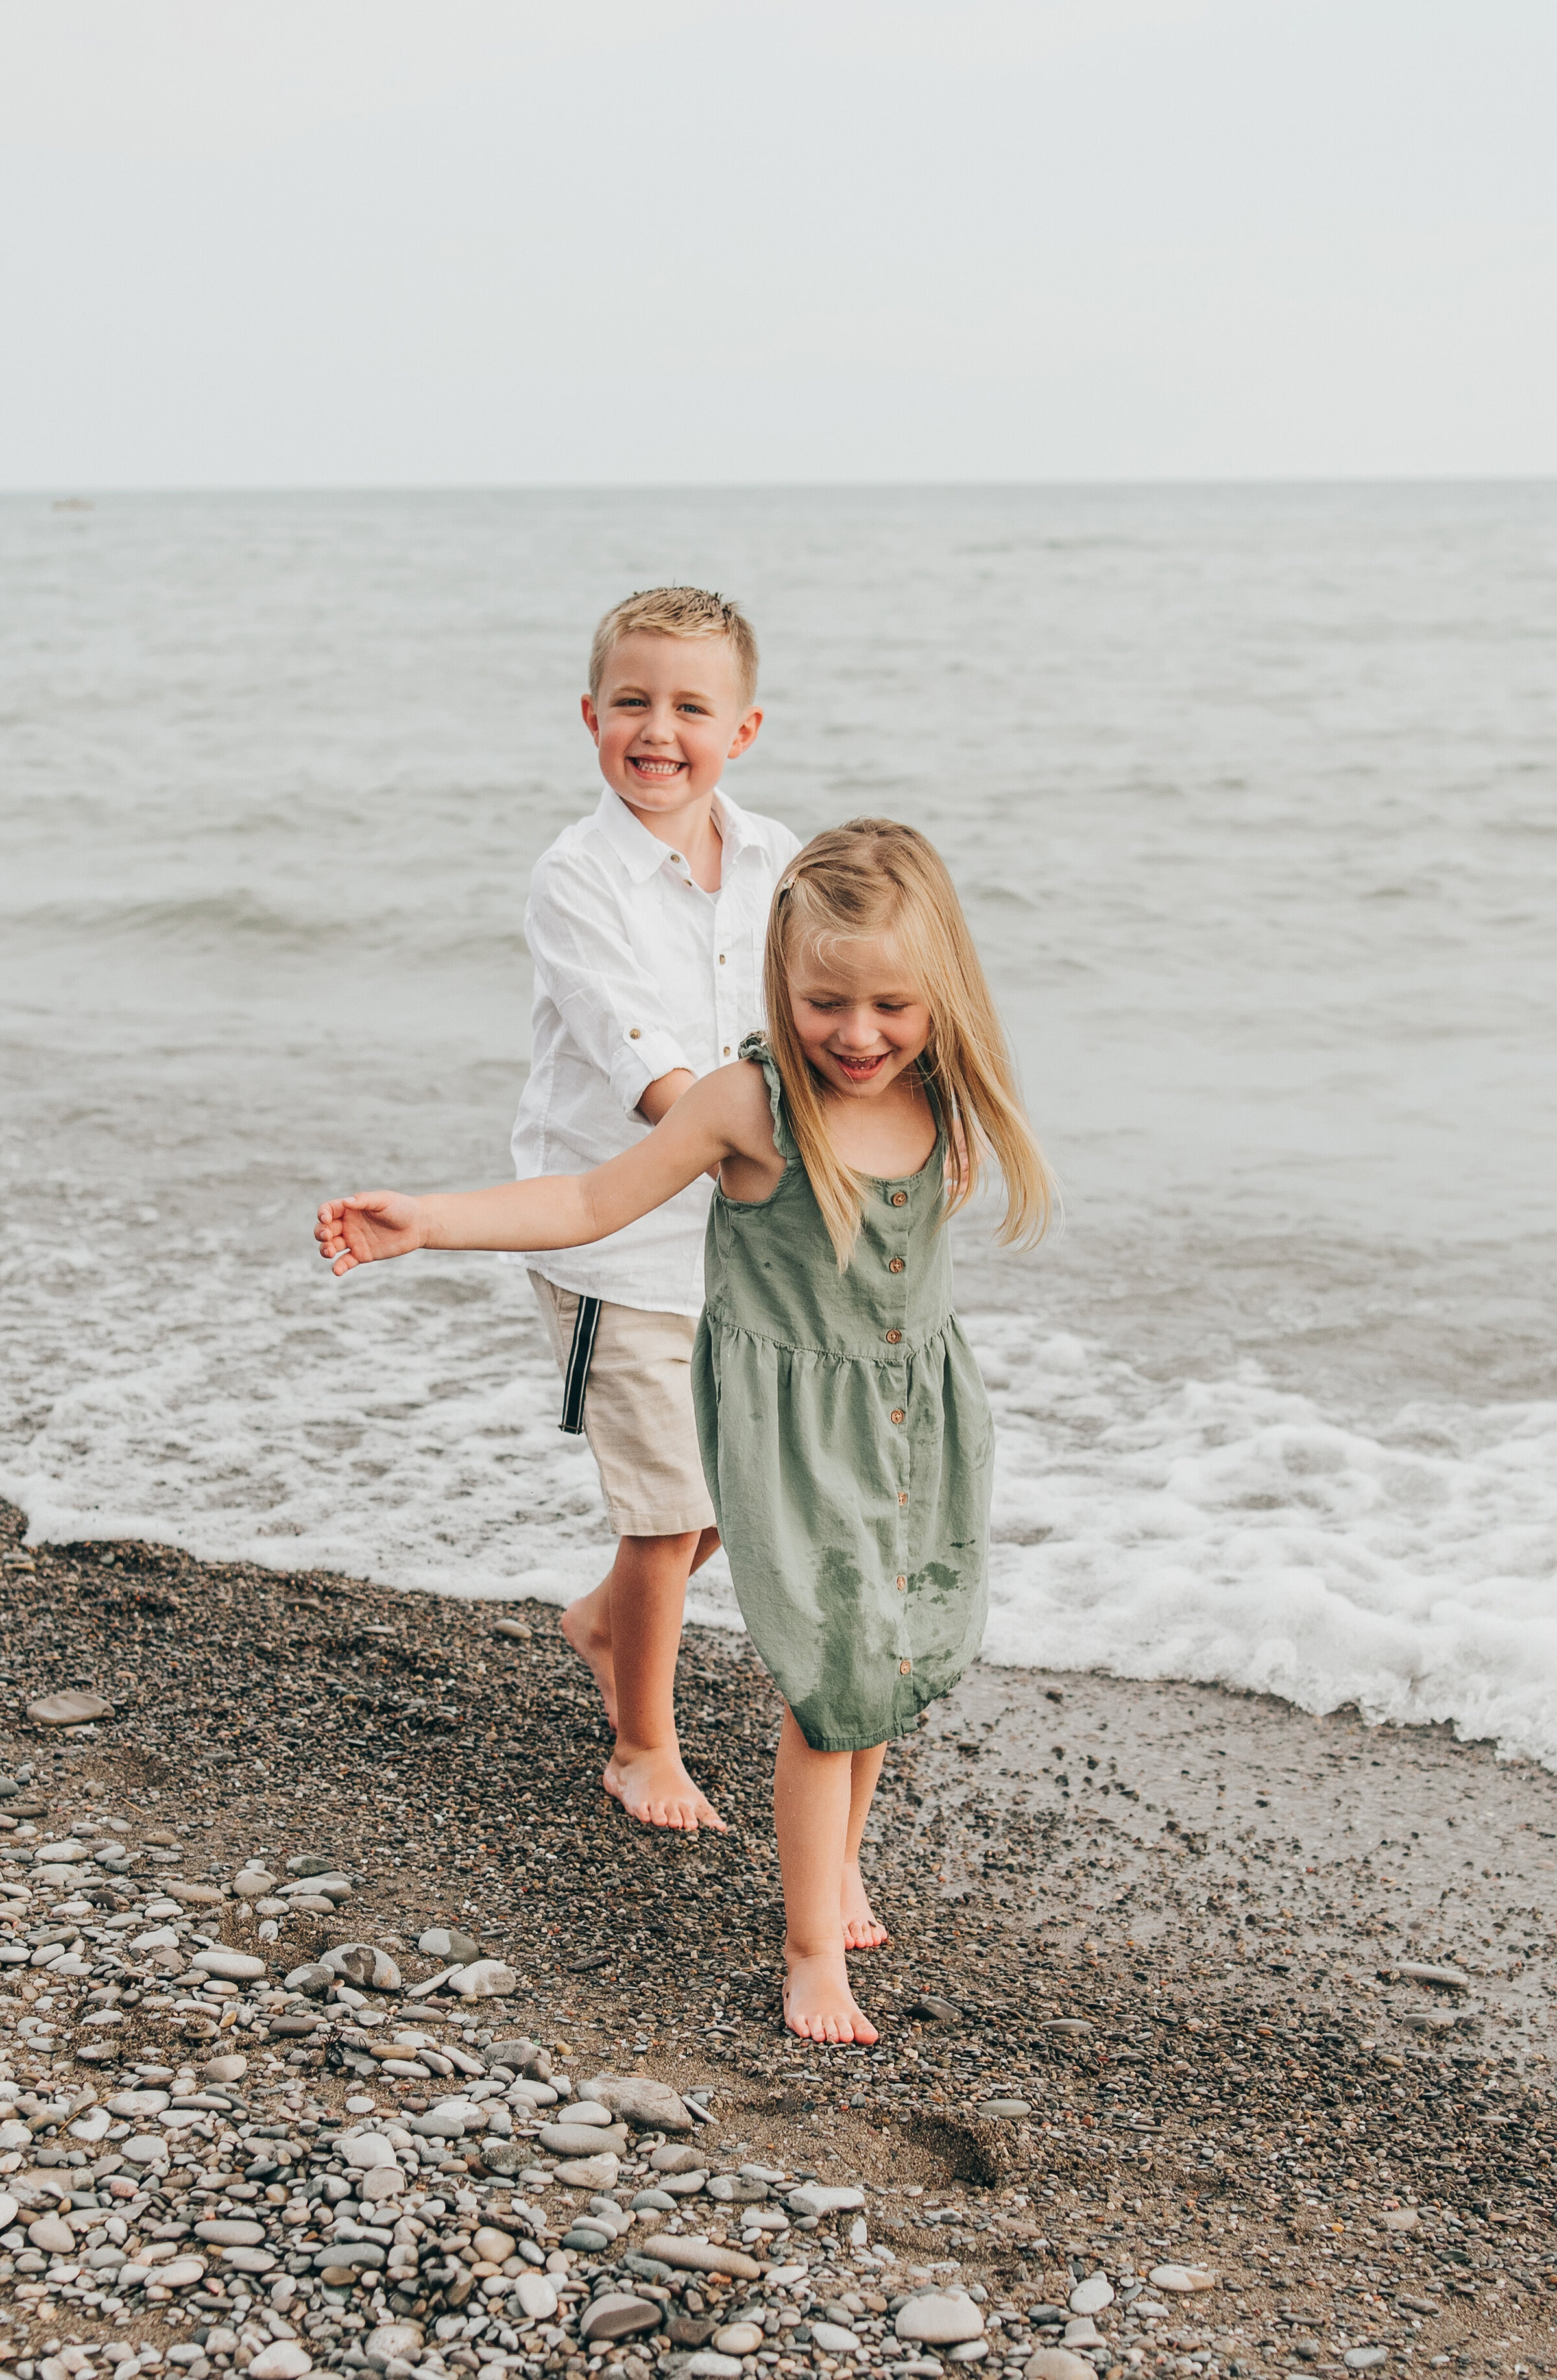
[511,784,801,1315]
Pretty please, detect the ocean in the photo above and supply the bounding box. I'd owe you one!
[3,485,1554,1764]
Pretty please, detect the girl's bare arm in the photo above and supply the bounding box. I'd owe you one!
[315,1059,778,1276]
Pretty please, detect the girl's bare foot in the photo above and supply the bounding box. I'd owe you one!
[782,1944,878,2044]
[841,1859,889,1949]
[604,1743,727,1832]
[561,1593,618,1732]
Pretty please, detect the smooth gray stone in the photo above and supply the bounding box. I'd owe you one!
[537,2120,629,2155]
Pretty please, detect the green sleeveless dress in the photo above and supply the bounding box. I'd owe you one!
[692,1034,993,1751]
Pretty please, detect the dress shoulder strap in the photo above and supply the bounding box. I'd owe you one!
[738,1031,800,1163]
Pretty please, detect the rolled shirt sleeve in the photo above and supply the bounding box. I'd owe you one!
[511,785,800,1315]
[531,858,695,1115]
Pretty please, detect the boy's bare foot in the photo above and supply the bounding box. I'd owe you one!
[561,1593,618,1732]
[604,1743,728,1832]
[841,1860,889,1949]
[781,1944,879,2044]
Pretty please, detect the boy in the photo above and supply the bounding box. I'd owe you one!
[513,586,799,1832]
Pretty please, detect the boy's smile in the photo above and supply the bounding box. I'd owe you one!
[584,630,762,833]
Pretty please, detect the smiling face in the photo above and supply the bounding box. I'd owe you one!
[786,939,933,1100]
[583,629,762,820]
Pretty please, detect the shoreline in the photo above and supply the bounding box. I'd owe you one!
[1,1502,1554,2379]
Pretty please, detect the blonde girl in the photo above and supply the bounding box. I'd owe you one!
[316,820,1052,2043]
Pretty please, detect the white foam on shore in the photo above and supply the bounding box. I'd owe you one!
[5,1257,1555,1769]
[972,1316,1557,1770]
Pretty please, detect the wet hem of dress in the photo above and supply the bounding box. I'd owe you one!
[792,1713,932,1754]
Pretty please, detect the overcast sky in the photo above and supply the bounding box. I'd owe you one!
[2,0,1553,486]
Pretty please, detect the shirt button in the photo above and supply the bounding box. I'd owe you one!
[723,1045,731,1056]
[629,1027,641,1040]
[891,1190,908,1207]
[888,1257,905,1274]
[899,1657,912,1675]
[885,1328,902,1344]
[890,1408,905,1426]
[895,1574,907,1592]
[718,953,726,964]
[898,1490,908,1506]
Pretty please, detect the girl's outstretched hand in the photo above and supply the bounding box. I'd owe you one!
[315,1192,424,1276]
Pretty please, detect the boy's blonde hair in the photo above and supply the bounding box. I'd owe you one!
[588,587,760,710]
[764,818,1056,1269]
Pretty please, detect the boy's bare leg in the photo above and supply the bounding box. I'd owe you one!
[841,1741,890,1949]
[564,1526,727,1832]
[774,1707,880,2044]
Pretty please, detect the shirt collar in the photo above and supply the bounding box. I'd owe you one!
[592,783,751,885]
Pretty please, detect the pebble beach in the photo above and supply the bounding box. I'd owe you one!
[1,1505,1554,2380]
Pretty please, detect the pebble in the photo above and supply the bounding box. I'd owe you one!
[787,2182,865,2216]
[234,1867,278,1897]
[896,2294,986,2345]
[321,1940,402,1990]
[366,2327,426,2364]
[448,1956,518,1997]
[1148,2265,1218,2293]
[159,2254,208,2287]
[418,1925,481,1962]
[812,2322,863,2353]
[1062,2318,1105,2348]
[190,1946,267,1981]
[343,2130,401,2168]
[1381,2208,1419,2231]
[708,2172,769,2202]
[1024,2355,1098,2380]
[686,2357,743,2379]
[25,1691,112,1725]
[1042,2018,1092,2036]
[247,2348,313,2380]
[637,2235,763,2279]
[908,1993,961,2021]
[285,1851,335,1874]
[29,2214,77,2253]
[714,2325,766,2355]
[582,2068,694,2131]
[1067,2272,1114,2315]
[194,2218,267,2244]
[580,2292,664,2342]
[554,2152,620,2188]
[205,2051,248,2081]
[975,2098,1032,2119]
[513,2271,559,2320]
[652,2142,706,2173]
[948,2346,989,2365]
[1344,2353,1388,2372]
[538,2118,630,2154]
[1386,1961,1468,1987]
[493,1618,533,1640]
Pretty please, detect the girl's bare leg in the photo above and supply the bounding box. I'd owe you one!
[841,1740,890,1948]
[774,1707,882,2043]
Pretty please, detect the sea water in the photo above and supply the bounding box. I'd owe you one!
[3,486,1554,1761]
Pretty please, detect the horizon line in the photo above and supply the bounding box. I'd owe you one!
[5,470,1556,500]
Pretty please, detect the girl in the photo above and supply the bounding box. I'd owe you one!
[316,819,1052,2044]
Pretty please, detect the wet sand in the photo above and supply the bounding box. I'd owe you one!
[2,1504,1554,2374]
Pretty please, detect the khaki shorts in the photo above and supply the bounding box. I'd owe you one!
[529,1272,717,1540]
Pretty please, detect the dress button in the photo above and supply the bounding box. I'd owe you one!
[890,1409,905,1426]
[899,1657,911,1675]
[891,1190,908,1207]
[885,1328,902,1344]
[898,1490,908,1506]
[723,1045,730,1056]
[888,1257,905,1274]
[629,1027,641,1039]
[895,1574,907,1592]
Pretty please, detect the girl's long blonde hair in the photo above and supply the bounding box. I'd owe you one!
[764,818,1056,1269]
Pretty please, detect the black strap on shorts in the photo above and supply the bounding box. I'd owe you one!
[559,1294,602,1435]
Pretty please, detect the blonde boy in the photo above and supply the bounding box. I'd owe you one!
[513,587,799,1831]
